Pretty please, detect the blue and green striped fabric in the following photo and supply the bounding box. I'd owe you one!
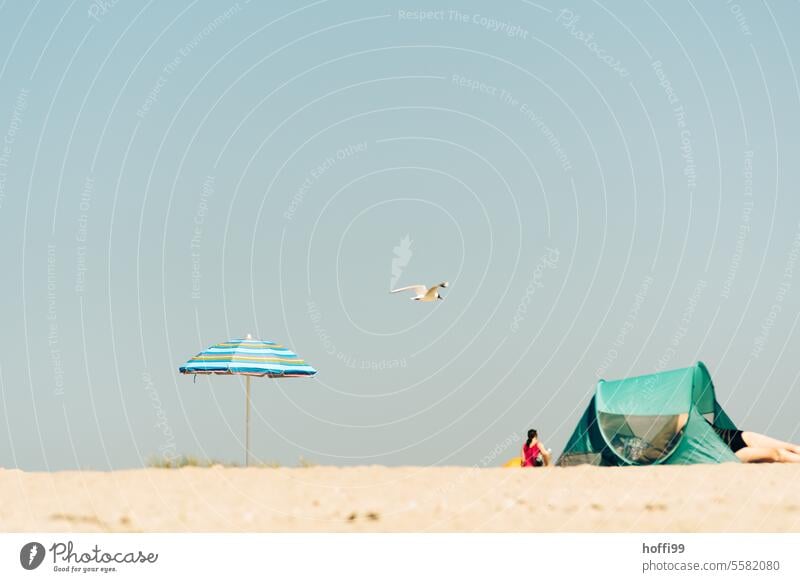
[179,337,317,377]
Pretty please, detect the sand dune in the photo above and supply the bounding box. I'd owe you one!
[1,464,798,532]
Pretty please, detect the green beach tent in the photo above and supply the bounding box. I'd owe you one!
[557,362,740,466]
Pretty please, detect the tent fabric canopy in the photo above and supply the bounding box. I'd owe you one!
[595,367,694,415]
[557,362,739,467]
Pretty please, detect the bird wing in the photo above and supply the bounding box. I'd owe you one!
[391,285,427,297]
[423,286,440,300]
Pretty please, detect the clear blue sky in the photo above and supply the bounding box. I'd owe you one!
[1,0,799,470]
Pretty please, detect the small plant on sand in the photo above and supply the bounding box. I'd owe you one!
[148,454,305,469]
[147,455,238,468]
[298,456,317,468]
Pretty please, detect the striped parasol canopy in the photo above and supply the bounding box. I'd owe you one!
[179,334,316,465]
[179,336,317,377]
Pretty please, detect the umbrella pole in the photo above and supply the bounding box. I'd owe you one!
[245,375,251,467]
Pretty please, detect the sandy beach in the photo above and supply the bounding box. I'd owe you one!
[1,464,798,532]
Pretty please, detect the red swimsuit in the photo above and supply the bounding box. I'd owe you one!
[522,442,542,467]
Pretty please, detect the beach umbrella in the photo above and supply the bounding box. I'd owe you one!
[179,334,317,466]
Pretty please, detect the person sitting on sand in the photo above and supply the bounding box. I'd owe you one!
[707,420,800,463]
[521,429,551,467]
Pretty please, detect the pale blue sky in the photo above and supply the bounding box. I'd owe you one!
[1,1,799,469]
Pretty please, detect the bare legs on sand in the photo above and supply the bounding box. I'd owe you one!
[736,432,800,463]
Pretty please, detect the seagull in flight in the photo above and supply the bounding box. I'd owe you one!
[391,282,449,302]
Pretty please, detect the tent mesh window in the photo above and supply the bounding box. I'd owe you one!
[598,412,684,465]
